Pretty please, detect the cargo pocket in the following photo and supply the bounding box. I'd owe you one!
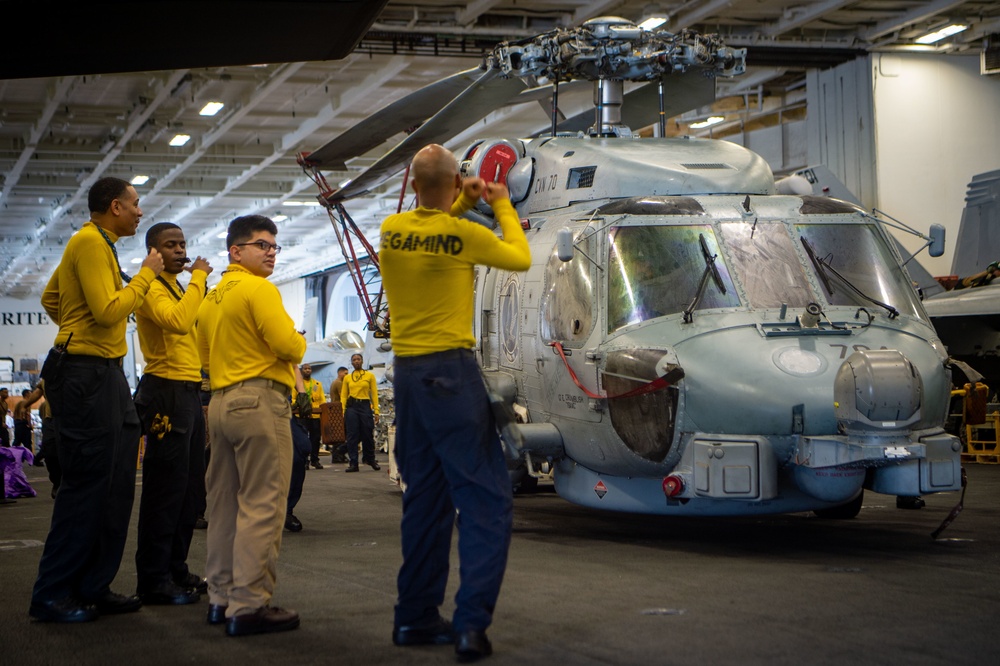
[227,394,259,413]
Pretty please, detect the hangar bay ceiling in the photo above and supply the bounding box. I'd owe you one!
[1,0,998,297]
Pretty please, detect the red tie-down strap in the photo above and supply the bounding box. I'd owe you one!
[548,341,684,400]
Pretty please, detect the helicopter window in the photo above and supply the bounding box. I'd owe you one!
[567,166,597,189]
[799,196,862,214]
[607,225,740,332]
[597,196,705,216]
[796,224,924,319]
[719,221,815,309]
[682,163,732,170]
[540,232,597,345]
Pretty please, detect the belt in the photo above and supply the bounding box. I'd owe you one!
[64,353,123,367]
[141,374,201,391]
[346,397,371,407]
[215,377,291,398]
[393,348,473,367]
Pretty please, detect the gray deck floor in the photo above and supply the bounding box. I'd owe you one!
[2,455,998,665]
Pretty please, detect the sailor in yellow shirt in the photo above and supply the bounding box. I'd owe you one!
[133,222,213,606]
[196,214,305,637]
[380,144,530,660]
[296,364,325,469]
[30,176,164,624]
[340,353,380,472]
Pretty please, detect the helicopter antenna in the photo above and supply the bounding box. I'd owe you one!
[657,78,666,136]
[551,75,560,137]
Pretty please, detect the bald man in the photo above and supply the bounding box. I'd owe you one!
[380,144,531,662]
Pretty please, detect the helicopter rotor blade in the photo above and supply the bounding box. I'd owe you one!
[303,67,485,170]
[330,68,527,201]
[508,78,590,106]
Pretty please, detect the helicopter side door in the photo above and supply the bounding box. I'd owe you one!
[537,227,603,423]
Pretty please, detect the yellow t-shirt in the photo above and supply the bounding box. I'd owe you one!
[379,195,530,357]
[196,264,306,391]
[340,369,380,417]
[135,270,208,382]
[41,221,155,358]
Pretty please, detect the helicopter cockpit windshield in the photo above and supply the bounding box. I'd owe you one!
[606,221,925,333]
[796,223,923,319]
[607,225,740,332]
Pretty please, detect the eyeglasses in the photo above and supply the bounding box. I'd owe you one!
[235,240,281,254]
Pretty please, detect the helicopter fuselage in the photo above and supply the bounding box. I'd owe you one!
[466,133,962,516]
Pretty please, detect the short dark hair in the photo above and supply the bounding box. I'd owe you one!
[88,177,132,214]
[22,389,31,397]
[337,367,348,373]
[145,222,182,249]
[226,215,278,250]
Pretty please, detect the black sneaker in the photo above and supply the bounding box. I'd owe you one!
[345,464,359,473]
[28,598,98,623]
[225,606,300,637]
[285,514,303,532]
[174,572,208,595]
[140,581,200,605]
[89,591,142,614]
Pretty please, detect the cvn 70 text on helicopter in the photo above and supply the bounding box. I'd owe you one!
[298,17,963,520]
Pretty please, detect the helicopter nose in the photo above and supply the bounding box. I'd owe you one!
[602,348,684,463]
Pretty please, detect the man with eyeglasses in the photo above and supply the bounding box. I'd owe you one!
[196,215,306,637]
[30,176,164,623]
[132,222,213,607]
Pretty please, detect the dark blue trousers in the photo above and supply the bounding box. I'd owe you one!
[133,375,205,590]
[344,401,376,465]
[393,349,513,633]
[31,357,140,604]
[287,417,310,515]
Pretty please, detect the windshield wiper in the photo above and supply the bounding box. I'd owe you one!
[800,237,899,319]
[683,233,726,323]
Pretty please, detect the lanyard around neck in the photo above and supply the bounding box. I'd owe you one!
[94,224,132,284]
[156,275,185,302]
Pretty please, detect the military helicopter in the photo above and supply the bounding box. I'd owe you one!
[298,17,963,519]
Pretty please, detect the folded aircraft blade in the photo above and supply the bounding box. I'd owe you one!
[329,69,527,201]
[304,67,485,169]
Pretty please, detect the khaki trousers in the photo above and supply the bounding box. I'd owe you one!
[205,381,292,617]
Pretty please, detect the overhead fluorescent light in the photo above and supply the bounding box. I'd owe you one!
[217,251,230,257]
[215,231,228,239]
[169,134,191,147]
[130,257,143,264]
[130,175,150,185]
[273,214,289,222]
[690,116,725,129]
[199,101,225,116]
[915,24,967,44]
[283,201,321,207]
[638,16,668,31]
